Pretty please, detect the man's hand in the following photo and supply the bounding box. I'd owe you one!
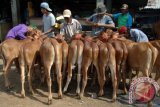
[93,23,101,27]
[105,13,113,17]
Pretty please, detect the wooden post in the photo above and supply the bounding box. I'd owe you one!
[11,0,20,26]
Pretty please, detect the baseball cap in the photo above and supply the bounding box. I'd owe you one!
[118,26,127,34]
[63,9,72,18]
[40,2,52,12]
[95,4,107,14]
[121,4,128,10]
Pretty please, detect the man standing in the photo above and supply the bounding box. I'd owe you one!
[60,9,82,41]
[40,2,55,37]
[86,4,115,36]
[106,4,132,29]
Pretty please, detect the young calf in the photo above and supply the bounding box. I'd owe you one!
[18,35,44,97]
[0,38,32,89]
[40,38,62,104]
[63,39,84,95]
[120,39,158,84]
[79,36,99,99]
[98,41,117,101]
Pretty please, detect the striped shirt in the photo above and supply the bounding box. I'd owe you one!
[87,14,115,36]
[60,18,82,41]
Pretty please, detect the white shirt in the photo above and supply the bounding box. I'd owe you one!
[130,29,149,42]
[60,18,82,41]
[42,13,55,37]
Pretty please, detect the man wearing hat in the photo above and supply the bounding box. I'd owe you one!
[106,4,132,29]
[60,9,82,41]
[86,4,115,36]
[118,26,149,42]
[40,2,55,37]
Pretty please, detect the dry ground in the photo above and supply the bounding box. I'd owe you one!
[0,59,159,107]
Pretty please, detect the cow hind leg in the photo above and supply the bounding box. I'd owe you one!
[63,62,72,93]
[109,64,117,101]
[76,62,82,94]
[28,66,34,95]
[44,65,52,104]
[19,64,26,98]
[55,62,62,98]
[79,59,91,98]
[116,64,121,94]
[63,47,76,93]
[79,66,88,99]
[98,64,106,97]
[3,59,13,90]
[121,64,127,94]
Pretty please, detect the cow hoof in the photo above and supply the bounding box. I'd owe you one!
[31,91,35,95]
[58,94,63,99]
[6,85,14,91]
[31,92,35,96]
[21,94,25,98]
[63,88,67,93]
[75,92,80,97]
[48,99,52,105]
[111,98,116,102]
[98,91,104,97]
[79,94,83,99]
[76,90,80,95]
[63,91,67,94]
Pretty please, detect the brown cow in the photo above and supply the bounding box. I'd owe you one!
[40,37,62,104]
[108,38,128,94]
[79,36,99,98]
[98,41,117,101]
[0,38,32,89]
[119,39,158,83]
[98,31,128,94]
[18,32,44,97]
[55,34,69,78]
[63,39,84,95]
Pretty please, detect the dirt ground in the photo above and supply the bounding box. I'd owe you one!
[0,59,159,107]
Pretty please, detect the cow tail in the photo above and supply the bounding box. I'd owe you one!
[149,43,158,75]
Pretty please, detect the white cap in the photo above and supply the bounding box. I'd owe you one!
[63,9,72,18]
[40,2,52,12]
[121,4,128,10]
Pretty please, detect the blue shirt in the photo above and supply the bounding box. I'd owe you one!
[43,13,55,37]
[130,29,149,42]
[87,13,115,36]
[113,12,132,28]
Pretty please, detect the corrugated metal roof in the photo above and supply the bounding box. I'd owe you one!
[144,0,160,9]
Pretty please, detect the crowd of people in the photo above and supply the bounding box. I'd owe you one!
[5,2,149,43]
